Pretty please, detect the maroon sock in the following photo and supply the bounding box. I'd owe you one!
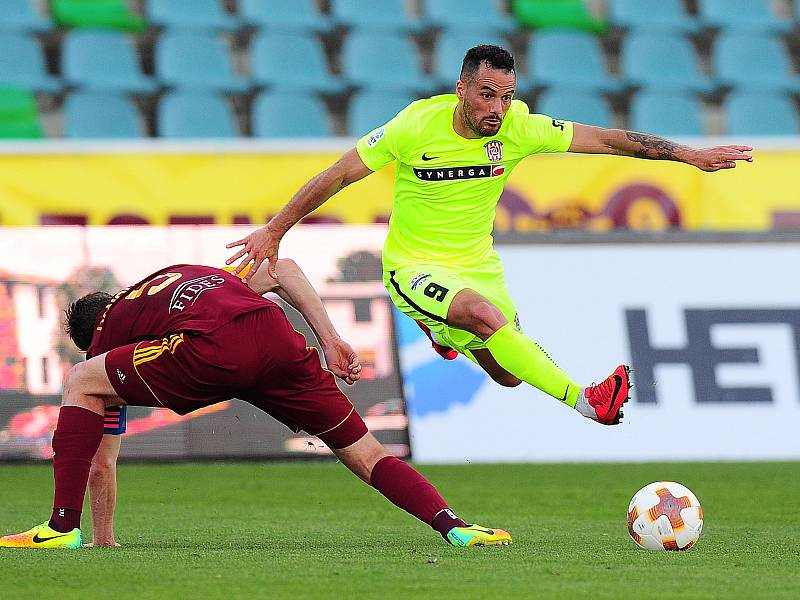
[48,406,104,532]
[370,456,466,539]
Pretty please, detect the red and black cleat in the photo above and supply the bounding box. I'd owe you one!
[584,364,633,425]
[414,320,458,360]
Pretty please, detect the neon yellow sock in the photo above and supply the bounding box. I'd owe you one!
[485,323,581,407]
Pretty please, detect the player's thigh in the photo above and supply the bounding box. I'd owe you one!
[63,353,122,411]
[242,310,368,450]
[384,265,476,350]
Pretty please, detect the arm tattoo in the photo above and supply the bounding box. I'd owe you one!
[624,131,687,161]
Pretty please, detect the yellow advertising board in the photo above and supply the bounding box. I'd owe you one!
[0,149,795,230]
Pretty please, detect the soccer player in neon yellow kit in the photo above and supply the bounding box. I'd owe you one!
[227,45,752,424]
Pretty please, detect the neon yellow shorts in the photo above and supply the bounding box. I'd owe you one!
[383,251,520,355]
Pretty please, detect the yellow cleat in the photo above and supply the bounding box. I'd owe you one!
[446,524,512,548]
[0,522,81,549]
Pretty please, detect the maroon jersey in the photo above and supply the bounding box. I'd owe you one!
[88,264,273,358]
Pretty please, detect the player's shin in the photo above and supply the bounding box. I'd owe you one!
[370,456,467,539]
[50,406,105,532]
[485,323,581,407]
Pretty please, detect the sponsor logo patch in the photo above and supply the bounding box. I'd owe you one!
[169,274,226,313]
[410,273,432,290]
[367,127,385,147]
[484,140,503,162]
[412,164,505,181]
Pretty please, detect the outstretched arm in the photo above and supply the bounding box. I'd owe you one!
[248,258,361,385]
[226,149,373,279]
[568,123,753,172]
[86,434,121,547]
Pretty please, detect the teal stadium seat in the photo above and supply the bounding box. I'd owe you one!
[63,30,156,93]
[528,31,619,92]
[331,0,423,32]
[714,33,800,93]
[699,0,791,33]
[726,92,798,136]
[622,33,713,93]
[252,94,330,138]
[347,91,415,136]
[0,33,60,92]
[434,32,506,89]
[148,0,238,32]
[159,92,238,138]
[251,32,344,94]
[629,92,704,137]
[608,0,698,33]
[239,0,333,33]
[0,0,51,32]
[426,0,517,34]
[342,33,435,94]
[536,90,613,128]
[156,32,248,92]
[65,91,143,138]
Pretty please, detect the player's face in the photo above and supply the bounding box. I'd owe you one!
[457,63,515,137]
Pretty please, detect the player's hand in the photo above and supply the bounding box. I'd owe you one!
[226,224,283,280]
[687,145,753,172]
[322,337,362,385]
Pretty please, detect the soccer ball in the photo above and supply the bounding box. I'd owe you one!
[627,481,703,551]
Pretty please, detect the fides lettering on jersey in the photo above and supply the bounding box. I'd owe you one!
[412,164,505,181]
[169,274,226,313]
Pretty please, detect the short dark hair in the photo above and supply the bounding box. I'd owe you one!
[65,292,112,351]
[460,45,515,81]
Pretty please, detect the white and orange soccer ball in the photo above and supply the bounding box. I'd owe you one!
[627,481,703,551]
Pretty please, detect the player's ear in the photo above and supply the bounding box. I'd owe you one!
[455,79,466,99]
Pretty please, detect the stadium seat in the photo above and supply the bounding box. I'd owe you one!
[714,33,800,93]
[342,33,435,93]
[0,87,43,138]
[158,92,238,138]
[64,91,143,138]
[622,33,713,93]
[725,92,798,136]
[331,0,423,32]
[528,31,619,92]
[156,32,249,92]
[608,0,698,33]
[434,32,507,89]
[250,32,344,94]
[0,0,51,32]
[536,90,613,128]
[426,0,517,34]
[699,0,791,33]
[148,0,238,32]
[252,94,331,138]
[629,92,704,137]
[52,0,146,32]
[512,0,607,33]
[0,33,60,93]
[63,30,156,93]
[347,90,415,136]
[239,0,333,32]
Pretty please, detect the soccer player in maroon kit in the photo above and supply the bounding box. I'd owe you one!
[0,259,510,549]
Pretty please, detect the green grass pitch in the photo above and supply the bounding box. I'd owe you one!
[2,461,799,599]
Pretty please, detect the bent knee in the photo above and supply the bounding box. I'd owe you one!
[492,373,522,387]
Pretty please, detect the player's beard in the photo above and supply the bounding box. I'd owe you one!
[463,100,501,137]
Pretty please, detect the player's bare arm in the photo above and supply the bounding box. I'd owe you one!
[568,123,753,172]
[226,149,373,278]
[247,258,361,385]
[85,434,122,547]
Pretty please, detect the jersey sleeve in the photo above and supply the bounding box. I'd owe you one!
[513,101,574,155]
[355,104,414,171]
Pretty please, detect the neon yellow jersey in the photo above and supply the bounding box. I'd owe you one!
[356,94,573,269]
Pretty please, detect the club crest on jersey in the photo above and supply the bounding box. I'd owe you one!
[484,140,503,162]
[410,273,432,290]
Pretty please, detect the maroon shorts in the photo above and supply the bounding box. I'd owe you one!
[103,306,367,449]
